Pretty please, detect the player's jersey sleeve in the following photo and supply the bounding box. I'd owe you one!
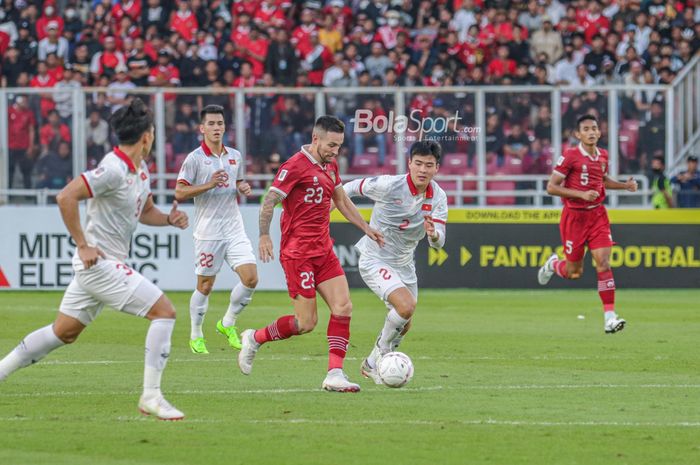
[232,149,245,181]
[176,153,197,186]
[552,151,575,179]
[430,190,448,249]
[344,175,391,201]
[81,163,122,198]
[270,161,299,198]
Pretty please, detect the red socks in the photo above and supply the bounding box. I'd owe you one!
[553,259,569,278]
[597,270,616,312]
[254,315,299,344]
[327,315,351,371]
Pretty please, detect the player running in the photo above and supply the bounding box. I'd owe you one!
[344,140,448,384]
[238,116,384,392]
[0,98,189,420]
[175,105,257,354]
[538,114,637,333]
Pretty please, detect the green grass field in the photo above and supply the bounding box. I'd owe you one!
[0,289,699,465]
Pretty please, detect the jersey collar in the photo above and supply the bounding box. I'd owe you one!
[301,145,320,165]
[406,173,434,198]
[113,146,137,173]
[201,141,228,157]
[578,142,600,161]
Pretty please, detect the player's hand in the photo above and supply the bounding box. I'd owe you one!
[579,190,600,202]
[625,177,638,192]
[210,169,229,188]
[423,216,437,240]
[237,181,252,196]
[78,244,105,269]
[365,225,385,247]
[259,234,275,262]
[168,200,189,229]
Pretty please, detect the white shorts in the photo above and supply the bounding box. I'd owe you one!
[194,236,256,277]
[59,259,163,326]
[358,255,418,304]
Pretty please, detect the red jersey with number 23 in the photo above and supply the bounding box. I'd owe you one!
[553,143,609,209]
[269,146,342,260]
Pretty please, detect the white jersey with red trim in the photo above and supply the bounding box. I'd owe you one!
[177,142,245,240]
[344,174,448,267]
[76,148,151,269]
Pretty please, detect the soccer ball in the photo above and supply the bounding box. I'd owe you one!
[377,352,414,388]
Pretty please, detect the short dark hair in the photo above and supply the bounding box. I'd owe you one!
[652,155,665,165]
[409,140,442,163]
[200,104,225,123]
[576,114,598,130]
[110,97,153,145]
[313,115,345,134]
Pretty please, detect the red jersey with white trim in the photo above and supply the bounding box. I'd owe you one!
[269,146,342,260]
[552,143,609,209]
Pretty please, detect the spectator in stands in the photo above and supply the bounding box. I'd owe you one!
[86,109,110,165]
[637,100,666,172]
[595,57,623,84]
[553,42,578,85]
[173,101,199,155]
[671,156,700,208]
[487,45,517,81]
[519,0,543,32]
[39,109,71,157]
[36,140,73,191]
[649,156,673,209]
[365,41,393,79]
[35,3,64,41]
[504,124,530,161]
[143,0,171,34]
[353,98,387,166]
[53,65,81,126]
[7,96,36,189]
[38,20,69,62]
[90,36,126,81]
[1,46,26,87]
[106,65,136,113]
[30,60,58,119]
[149,49,180,127]
[571,63,596,86]
[14,20,37,68]
[265,28,298,86]
[485,112,505,161]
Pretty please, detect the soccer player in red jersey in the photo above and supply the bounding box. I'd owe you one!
[238,116,384,392]
[538,114,637,334]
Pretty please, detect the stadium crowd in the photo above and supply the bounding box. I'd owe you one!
[1,0,699,205]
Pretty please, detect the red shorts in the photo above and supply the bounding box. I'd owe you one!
[559,205,614,262]
[280,248,345,299]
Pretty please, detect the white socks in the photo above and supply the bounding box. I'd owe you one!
[222,283,255,328]
[189,290,209,339]
[143,319,174,400]
[378,309,409,353]
[0,324,65,381]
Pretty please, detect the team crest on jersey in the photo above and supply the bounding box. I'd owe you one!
[313,176,318,184]
[422,204,432,211]
[140,172,148,181]
[228,159,236,165]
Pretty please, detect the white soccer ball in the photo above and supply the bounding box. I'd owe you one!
[378,351,414,388]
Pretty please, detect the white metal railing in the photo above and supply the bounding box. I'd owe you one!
[669,54,700,173]
[0,82,686,207]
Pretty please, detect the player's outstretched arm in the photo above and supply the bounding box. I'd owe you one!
[332,186,385,247]
[56,176,105,269]
[546,173,600,202]
[258,190,284,262]
[139,197,189,229]
[174,169,228,201]
[604,175,638,192]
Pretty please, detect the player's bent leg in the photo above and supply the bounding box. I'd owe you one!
[0,314,78,382]
[591,247,625,334]
[317,275,360,392]
[218,264,258,350]
[140,295,183,421]
[190,275,215,354]
[566,260,584,279]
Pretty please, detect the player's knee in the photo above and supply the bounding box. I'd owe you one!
[198,281,214,295]
[241,274,258,289]
[57,331,80,344]
[148,298,177,320]
[297,314,317,334]
[396,300,416,319]
[595,259,611,272]
[334,300,352,317]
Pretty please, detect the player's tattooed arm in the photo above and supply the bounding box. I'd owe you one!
[258,190,284,262]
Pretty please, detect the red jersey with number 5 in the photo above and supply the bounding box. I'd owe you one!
[552,143,609,209]
[269,146,342,259]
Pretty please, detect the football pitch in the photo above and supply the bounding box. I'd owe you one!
[0,289,698,465]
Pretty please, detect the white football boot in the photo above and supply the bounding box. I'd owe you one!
[237,329,260,375]
[360,357,383,385]
[604,316,626,334]
[538,253,558,285]
[138,395,185,421]
[322,368,361,392]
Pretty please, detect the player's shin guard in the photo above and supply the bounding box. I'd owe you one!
[189,290,208,339]
[143,319,174,399]
[327,315,351,371]
[553,259,570,279]
[254,315,299,344]
[222,283,255,328]
[378,309,409,352]
[0,325,64,381]
[597,270,616,318]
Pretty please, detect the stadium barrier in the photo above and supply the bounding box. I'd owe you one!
[0,206,697,291]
